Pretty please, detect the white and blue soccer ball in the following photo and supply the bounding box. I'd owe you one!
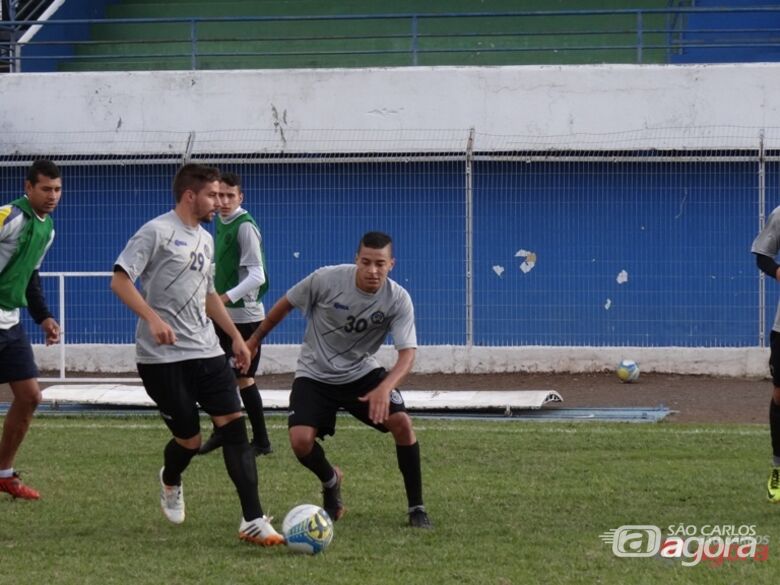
[617,359,640,383]
[282,504,334,554]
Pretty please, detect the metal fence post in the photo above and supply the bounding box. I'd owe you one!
[58,273,65,379]
[411,14,418,66]
[636,11,643,64]
[190,18,197,70]
[465,128,475,347]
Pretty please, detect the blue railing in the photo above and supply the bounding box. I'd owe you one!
[1,6,780,72]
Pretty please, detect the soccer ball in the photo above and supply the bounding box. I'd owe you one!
[282,504,334,554]
[617,359,640,383]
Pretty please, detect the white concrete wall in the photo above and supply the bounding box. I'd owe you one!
[32,344,769,378]
[2,63,780,154]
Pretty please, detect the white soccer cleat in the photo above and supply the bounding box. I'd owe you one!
[159,467,185,524]
[239,515,286,547]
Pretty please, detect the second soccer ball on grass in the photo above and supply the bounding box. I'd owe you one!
[617,359,640,383]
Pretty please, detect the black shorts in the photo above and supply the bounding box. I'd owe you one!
[137,355,241,439]
[214,321,261,378]
[288,368,408,439]
[770,330,780,387]
[0,323,38,384]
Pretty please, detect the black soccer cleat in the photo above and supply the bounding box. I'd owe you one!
[198,432,223,455]
[322,466,346,522]
[408,506,433,529]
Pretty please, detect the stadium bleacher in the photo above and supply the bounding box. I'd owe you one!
[47,0,674,71]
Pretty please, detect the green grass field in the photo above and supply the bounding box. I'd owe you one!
[1,415,778,584]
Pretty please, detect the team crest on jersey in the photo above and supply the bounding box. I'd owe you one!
[203,244,212,259]
[370,311,385,325]
[389,390,404,405]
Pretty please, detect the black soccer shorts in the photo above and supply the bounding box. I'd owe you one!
[137,355,241,439]
[0,323,39,384]
[288,367,408,438]
[214,321,261,379]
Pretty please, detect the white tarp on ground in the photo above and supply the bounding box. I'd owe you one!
[41,384,562,411]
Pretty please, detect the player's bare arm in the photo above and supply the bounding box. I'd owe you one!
[110,270,177,345]
[205,291,250,373]
[246,295,295,354]
[359,348,416,424]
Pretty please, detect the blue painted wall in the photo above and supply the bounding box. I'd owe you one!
[0,157,765,348]
[672,0,780,64]
[18,0,120,72]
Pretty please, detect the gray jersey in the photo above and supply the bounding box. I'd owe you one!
[287,264,417,384]
[114,210,223,364]
[753,205,780,332]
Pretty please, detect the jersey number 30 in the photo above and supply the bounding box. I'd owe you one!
[344,315,368,333]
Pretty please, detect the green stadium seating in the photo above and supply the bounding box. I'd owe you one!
[61,0,671,71]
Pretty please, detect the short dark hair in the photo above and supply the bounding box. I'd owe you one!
[220,172,242,190]
[27,160,60,185]
[358,231,393,255]
[172,164,220,202]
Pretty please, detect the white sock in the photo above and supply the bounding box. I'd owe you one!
[0,468,14,479]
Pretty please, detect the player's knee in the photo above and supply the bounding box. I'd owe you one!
[11,382,42,410]
[387,412,415,444]
[289,431,315,457]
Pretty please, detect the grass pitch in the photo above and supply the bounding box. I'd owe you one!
[1,415,779,585]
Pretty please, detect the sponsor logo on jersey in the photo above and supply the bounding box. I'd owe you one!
[389,389,404,405]
[370,311,385,324]
[174,239,188,247]
[334,302,350,310]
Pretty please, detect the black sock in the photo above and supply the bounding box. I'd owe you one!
[220,417,263,520]
[770,399,780,460]
[240,383,270,446]
[162,439,198,486]
[396,442,424,509]
[296,441,334,483]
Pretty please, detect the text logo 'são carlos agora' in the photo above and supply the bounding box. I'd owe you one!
[599,524,769,567]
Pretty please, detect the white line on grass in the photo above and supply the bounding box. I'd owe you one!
[34,420,766,437]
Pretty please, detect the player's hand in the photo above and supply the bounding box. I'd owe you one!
[232,338,251,375]
[358,386,391,425]
[149,316,176,345]
[245,335,261,360]
[40,317,60,345]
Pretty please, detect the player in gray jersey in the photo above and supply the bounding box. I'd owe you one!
[752,206,780,503]
[111,164,283,546]
[247,231,432,528]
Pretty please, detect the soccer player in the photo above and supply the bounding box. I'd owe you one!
[110,163,284,546]
[246,231,432,528]
[752,208,780,502]
[0,160,62,501]
[199,172,272,457]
